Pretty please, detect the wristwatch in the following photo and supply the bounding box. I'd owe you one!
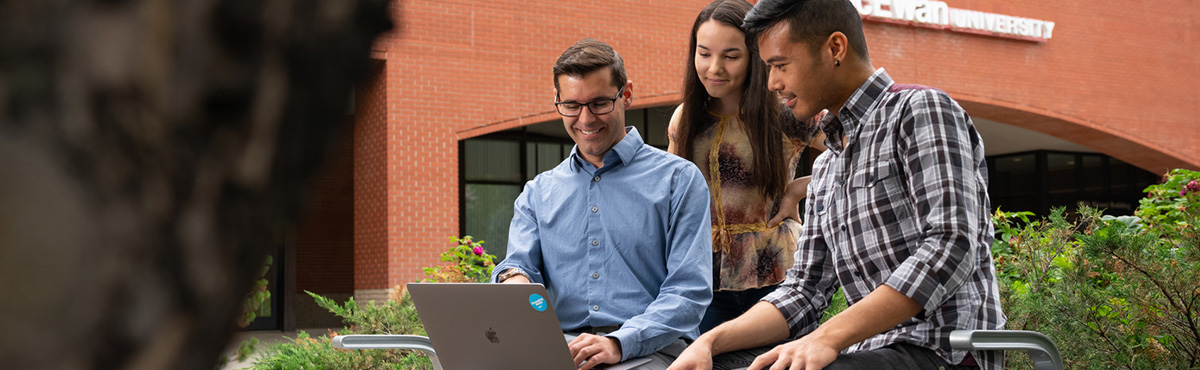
[497,268,526,283]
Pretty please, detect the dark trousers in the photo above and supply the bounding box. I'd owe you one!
[700,285,778,333]
[711,342,978,370]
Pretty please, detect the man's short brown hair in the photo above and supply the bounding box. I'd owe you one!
[552,38,627,91]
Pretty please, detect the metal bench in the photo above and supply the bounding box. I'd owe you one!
[950,330,1063,370]
[334,330,1062,370]
[333,334,443,370]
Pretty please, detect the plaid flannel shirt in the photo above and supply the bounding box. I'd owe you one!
[763,69,1006,370]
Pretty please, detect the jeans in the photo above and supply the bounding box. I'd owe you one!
[699,285,778,333]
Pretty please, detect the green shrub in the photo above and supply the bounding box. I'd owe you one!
[248,236,500,370]
[239,255,275,327]
[246,287,433,370]
[819,288,848,324]
[216,256,275,369]
[992,169,1200,369]
[1137,169,1200,238]
[249,330,417,370]
[308,288,426,336]
[422,235,496,283]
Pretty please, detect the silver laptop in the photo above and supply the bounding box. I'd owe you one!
[407,282,653,370]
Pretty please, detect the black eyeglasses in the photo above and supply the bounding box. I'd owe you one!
[554,86,624,117]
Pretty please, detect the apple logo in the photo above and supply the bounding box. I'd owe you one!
[485,327,500,344]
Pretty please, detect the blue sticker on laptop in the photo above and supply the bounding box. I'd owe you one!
[529,293,547,312]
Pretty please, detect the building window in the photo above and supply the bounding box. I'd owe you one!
[459,106,674,258]
[987,150,1157,215]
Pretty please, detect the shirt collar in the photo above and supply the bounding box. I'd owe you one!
[821,68,892,153]
[569,126,643,172]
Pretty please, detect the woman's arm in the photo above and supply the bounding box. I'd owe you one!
[667,104,684,156]
[767,175,812,227]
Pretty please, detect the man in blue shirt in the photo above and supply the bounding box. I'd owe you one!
[491,38,714,370]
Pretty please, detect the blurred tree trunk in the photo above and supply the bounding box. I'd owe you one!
[0,0,391,369]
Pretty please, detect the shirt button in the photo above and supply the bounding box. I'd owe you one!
[591,240,599,246]
[837,180,845,186]
[593,176,601,182]
[592,272,600,279]
[840,225,847,232]
[592,206,598,213]
[592,305,600,311]
[816,204,824,212]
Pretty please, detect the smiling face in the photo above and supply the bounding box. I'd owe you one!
[556,69,631,168]
[758,22,838,120]
[695,20,749,110]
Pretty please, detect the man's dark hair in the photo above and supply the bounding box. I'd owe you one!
[552,38,627,91]
[743,0,869,59]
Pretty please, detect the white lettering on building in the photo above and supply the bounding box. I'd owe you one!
[852,0,1055,41]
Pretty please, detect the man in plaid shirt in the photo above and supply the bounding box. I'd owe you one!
[668,0,1005,369]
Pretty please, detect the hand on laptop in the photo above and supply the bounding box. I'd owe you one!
[569,333,622,370]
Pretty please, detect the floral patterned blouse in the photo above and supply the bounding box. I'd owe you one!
[689,112,813,291]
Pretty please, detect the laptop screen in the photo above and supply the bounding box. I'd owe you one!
[407,283,578,370]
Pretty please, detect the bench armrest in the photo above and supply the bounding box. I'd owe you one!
[949,330,1062,370]
[332,334,442,370]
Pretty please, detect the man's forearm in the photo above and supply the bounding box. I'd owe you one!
[697,300,791,355]
[804,284,921,351]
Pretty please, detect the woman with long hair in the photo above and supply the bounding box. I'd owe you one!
[668,0,825,333]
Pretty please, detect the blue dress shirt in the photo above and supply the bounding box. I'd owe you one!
[492,127,713,361]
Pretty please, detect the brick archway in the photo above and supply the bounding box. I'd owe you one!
[955,95,1193,175]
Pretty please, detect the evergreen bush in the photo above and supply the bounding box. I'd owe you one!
[248,236,497,370]
[993,169,1199,369]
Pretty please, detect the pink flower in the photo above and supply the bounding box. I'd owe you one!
[1187,180,1200,191]
[472,246,484,256]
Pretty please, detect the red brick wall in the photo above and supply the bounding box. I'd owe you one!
[295,121,356,294]
[354,60,389,290]
[365,0,718,289]
[358,0,1199,290]
[857,0,1199,174]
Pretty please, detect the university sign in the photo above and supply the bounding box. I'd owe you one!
[850,0,1056,42]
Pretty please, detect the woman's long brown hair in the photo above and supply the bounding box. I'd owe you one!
[678,0,788,198]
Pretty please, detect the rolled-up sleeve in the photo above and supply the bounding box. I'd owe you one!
[883,90,986,312]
